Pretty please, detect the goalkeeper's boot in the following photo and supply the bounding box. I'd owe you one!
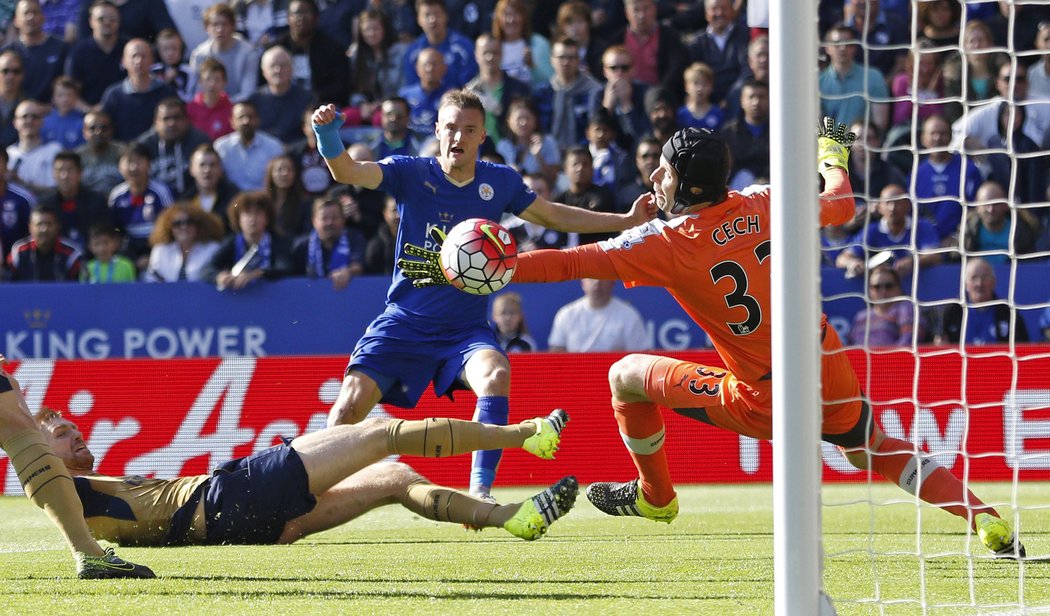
[976,513,1027,559]
[76,547,156,579]
[504,475,578,540]
[522,408,568,460]
[586,479,678,523]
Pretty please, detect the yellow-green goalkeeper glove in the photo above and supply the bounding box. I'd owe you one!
[397,227,451,288]
[817,116,856,173]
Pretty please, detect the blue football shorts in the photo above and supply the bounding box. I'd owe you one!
[202,441,317,544]
[347,310,505,408]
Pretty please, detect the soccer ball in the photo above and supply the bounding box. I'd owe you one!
[439,218,518,295]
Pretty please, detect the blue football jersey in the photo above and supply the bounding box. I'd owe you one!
[378,156,536,329]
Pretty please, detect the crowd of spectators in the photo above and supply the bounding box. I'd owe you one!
[0,0,1048,348]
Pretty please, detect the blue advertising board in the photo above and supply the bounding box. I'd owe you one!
[2,264,1047,359]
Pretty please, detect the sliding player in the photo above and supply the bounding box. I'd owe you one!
[400,120,1025,558]
[37,407,575,545]
[311,90,653,501]
[0,357,154,578]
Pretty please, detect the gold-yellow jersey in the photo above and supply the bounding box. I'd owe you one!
[74,473,209,546]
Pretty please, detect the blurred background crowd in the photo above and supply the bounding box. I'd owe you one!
[0,0,1048,349]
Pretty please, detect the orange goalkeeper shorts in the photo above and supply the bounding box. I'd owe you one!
[643,324,868,446]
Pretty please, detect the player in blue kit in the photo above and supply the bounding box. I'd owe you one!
[312,89,654,499]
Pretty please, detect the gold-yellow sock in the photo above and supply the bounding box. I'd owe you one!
[386,418,536,457]
[403,479,518,527]
[2,429,99,555]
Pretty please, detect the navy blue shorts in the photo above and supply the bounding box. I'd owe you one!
[202,442,317,545]
[348,310,505,408]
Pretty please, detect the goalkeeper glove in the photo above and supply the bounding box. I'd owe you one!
[396,227,451,288]
[312,112,347,159]
[817,116,856,173]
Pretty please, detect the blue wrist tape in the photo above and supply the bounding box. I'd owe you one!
[313,115,345,159]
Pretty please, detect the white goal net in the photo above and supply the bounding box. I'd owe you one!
[816,0,1050,612]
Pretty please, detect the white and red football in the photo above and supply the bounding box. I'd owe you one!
[439,218,518,295]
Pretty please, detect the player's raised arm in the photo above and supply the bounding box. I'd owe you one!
[312,104,384,189]
[518,190,657,234]
[817,116,858,227]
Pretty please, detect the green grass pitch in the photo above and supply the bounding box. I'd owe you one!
[0,482,1046,615]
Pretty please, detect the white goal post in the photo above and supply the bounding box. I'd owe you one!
[769,0,823,614]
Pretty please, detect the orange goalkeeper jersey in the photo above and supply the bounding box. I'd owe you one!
[515,171,856,386]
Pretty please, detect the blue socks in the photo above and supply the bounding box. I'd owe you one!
[470,396,509,495]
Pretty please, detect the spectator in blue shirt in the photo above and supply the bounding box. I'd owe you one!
[837,183,943,279]
[100,39,179,142]
[402,0,478,90]
[936,257,1029,345]
[3,0,69,102]
[66,0,127,106]
[962,180,1039,265]
[819,23,890,133]
[399,47,451,140]
[913,113,981,242]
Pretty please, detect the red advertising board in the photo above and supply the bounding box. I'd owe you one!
[2,348,1049,493]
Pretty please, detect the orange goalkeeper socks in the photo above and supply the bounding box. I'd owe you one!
[613,399,676,507]
[870,436,999,528]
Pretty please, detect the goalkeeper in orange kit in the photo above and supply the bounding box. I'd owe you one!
[399,118,1026,559]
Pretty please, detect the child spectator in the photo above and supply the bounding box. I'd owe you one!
[585,110,632,191]
[151,28,194,101]
[189,3,259,103]
[41,76,85,149]
[678,62,723,131]
[491,291,536,352]
[81,223,136,283]
[108,143,174,270]
[187,58,234,140]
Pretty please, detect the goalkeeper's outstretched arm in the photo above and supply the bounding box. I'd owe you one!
[817,117,859,227]
[819,168,856,227]
[514,243,620,284]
